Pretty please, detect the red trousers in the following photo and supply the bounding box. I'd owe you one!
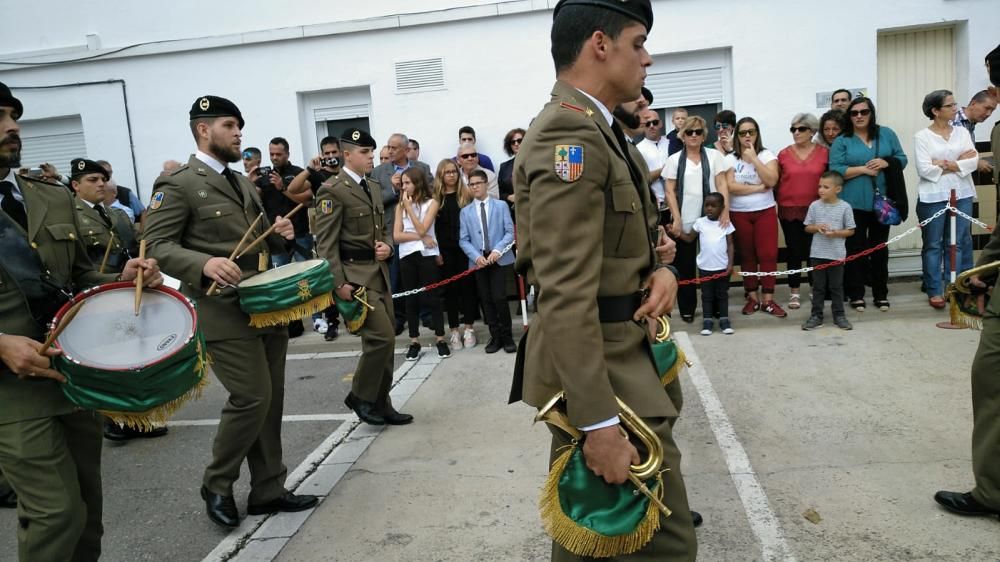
[731,206,778,294]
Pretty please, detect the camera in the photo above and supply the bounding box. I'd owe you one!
[27,167,44,178]
[256,166,273,177]
[321,156,340,169]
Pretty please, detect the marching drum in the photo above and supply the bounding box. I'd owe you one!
[236,258,335,328]
[51,283,210,429]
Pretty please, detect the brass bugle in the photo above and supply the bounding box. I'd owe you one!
[951,260,1000,295]
[535,391,671,517]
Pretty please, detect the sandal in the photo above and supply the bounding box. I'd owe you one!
[788,294,801,310]
[929,296,946,309]
[850,300,866,312]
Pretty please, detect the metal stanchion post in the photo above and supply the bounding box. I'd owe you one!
[938,188,965,329]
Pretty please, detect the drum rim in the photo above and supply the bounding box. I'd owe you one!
[51,282,199,372]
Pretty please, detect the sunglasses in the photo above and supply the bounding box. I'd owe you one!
[684,129,705,137]
[460,153,479,159]
[714,123,733,131]
[737,129,757,137]
[511,138,523,145]
[849,109,871,117]
[790,126,812,133]
[644,119,662,127]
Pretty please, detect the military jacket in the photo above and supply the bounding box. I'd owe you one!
[0,175,114,423]
[144,155,287,342]
[513,80,673,427]
[74,199,136,272]
[314,172,392,293]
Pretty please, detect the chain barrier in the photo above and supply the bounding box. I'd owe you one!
[391,240,517,300]
[389,206,992,296]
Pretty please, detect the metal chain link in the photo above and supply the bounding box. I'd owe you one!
[391,240,517,300]
[950,206,995,232]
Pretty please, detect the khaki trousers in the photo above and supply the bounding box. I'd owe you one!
[354,288,396,410]
[972,315,1000,508]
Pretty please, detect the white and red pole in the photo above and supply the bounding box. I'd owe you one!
[514,225,529,328]
[947,188,958,285]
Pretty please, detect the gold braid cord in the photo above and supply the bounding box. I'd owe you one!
[946,260,1000,331]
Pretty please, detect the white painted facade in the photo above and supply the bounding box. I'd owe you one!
[0,0,995,213]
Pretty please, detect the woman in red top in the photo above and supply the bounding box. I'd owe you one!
[776,113,828,310]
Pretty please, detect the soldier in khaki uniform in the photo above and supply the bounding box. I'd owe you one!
[510,2,697,560]
[144,95,317,528]
[0,82,162,561]
[314,128,413,426]
[935,43,1000,519]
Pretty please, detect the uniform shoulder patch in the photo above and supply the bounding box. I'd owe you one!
[554,145,584,183]
[319,199,334,215]
[559,102,586,114]
[149,191,165,210]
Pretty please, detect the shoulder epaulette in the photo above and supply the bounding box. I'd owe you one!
[168,164,189,176]
[17,174,63,187]
[560,101,587,114]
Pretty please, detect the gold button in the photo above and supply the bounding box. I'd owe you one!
[88,230,94,235]
[631,201,636,211]
[216,211,222,216]
[30,242,38,249]
[69,233,76,240]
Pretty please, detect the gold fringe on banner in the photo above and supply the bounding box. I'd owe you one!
[101,344,213,432]
[539,445,662,558]
[949,298,984,330]
[659,348,688,387]
[247,293,334,328]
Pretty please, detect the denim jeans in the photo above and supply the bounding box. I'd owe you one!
[917,196,974,297]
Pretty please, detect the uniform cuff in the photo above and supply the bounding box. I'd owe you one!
[579,415,621,432]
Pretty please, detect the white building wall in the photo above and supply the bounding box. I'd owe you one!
[0,0,995,202]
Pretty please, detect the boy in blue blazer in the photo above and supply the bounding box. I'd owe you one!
[459,169,516,353]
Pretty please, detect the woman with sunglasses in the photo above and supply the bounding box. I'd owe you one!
[726,116,784,317]
[707,109,737,158]
[497,128,525,222]
[663,115,731,322]
[776,113,827,310]
[914,90,979,309]
[829,97,908,311]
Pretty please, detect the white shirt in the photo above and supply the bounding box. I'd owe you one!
[0,169,24,206]
[341,166,364,186]
[636,137,670,207]
[914,126,978,203]
[195,150,227,174]
[729,149,777,212]
[398,199,439,259]
[663,148,728,233]
[692,216,735,271]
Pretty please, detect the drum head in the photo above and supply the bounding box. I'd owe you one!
[56,287,196,370]
[238,259,326,288]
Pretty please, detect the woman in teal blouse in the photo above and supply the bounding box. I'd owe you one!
[829,97,907,311]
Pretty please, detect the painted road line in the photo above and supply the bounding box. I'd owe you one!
[676,332,796,562]
[168,414,355,427]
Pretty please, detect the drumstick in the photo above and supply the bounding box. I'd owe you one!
[235,203,305,259]
[206,212,264,297]
[134,239,147,316]
[37,300,84,357]
[98,230,116,274]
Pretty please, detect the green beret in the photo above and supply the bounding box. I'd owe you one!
[340,127,377,149]
[553,0,653,31]
[189,95,245,129]
[70,158,109,180]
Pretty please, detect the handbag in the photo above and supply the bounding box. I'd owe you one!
[869,134,902,226]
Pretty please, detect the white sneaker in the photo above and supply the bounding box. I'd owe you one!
[463,328,477,348]
[313,318,328,334]
[449,331,462,350]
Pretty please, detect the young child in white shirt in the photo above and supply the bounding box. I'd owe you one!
[681,192,735,335]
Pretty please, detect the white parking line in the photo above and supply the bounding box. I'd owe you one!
[168,414,355,427]
[200,350,439,562]
[675,332,796,562]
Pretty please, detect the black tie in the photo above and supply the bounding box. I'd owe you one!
[95,204,113,228]
[359,177,372,202]
[221,168,245,205]
[480,201,491,252]
[0,181,28,232]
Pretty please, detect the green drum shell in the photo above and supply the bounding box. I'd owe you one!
[237,259,334,315]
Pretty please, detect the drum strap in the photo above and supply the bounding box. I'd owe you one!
[0,211,73,330]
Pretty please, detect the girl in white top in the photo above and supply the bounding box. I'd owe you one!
[726,116,785,317]
[914,89,980,308]
[393,168,450,357]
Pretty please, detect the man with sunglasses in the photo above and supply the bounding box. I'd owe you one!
[457,142,498,199]
[636,108,669,212]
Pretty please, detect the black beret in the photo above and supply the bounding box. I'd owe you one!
[70,158,109,180]
[987,43,1000,87]
[641,86,653,104]
[553,0,653,32]
[0,82,23,119]
[189,95,245,129]
[340,127,377,149]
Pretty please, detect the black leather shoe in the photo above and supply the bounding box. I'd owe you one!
[344,393,386,425]
[324,325,339,341]
[379,406,414,425]
[934,490,1000,517]
[502,339,517,354]
[0,489,16,509]
[691,510,703,528]
[485,338,502,354]
[247,491,319,515]
[201,486,239,528]
[104,422,169,442]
